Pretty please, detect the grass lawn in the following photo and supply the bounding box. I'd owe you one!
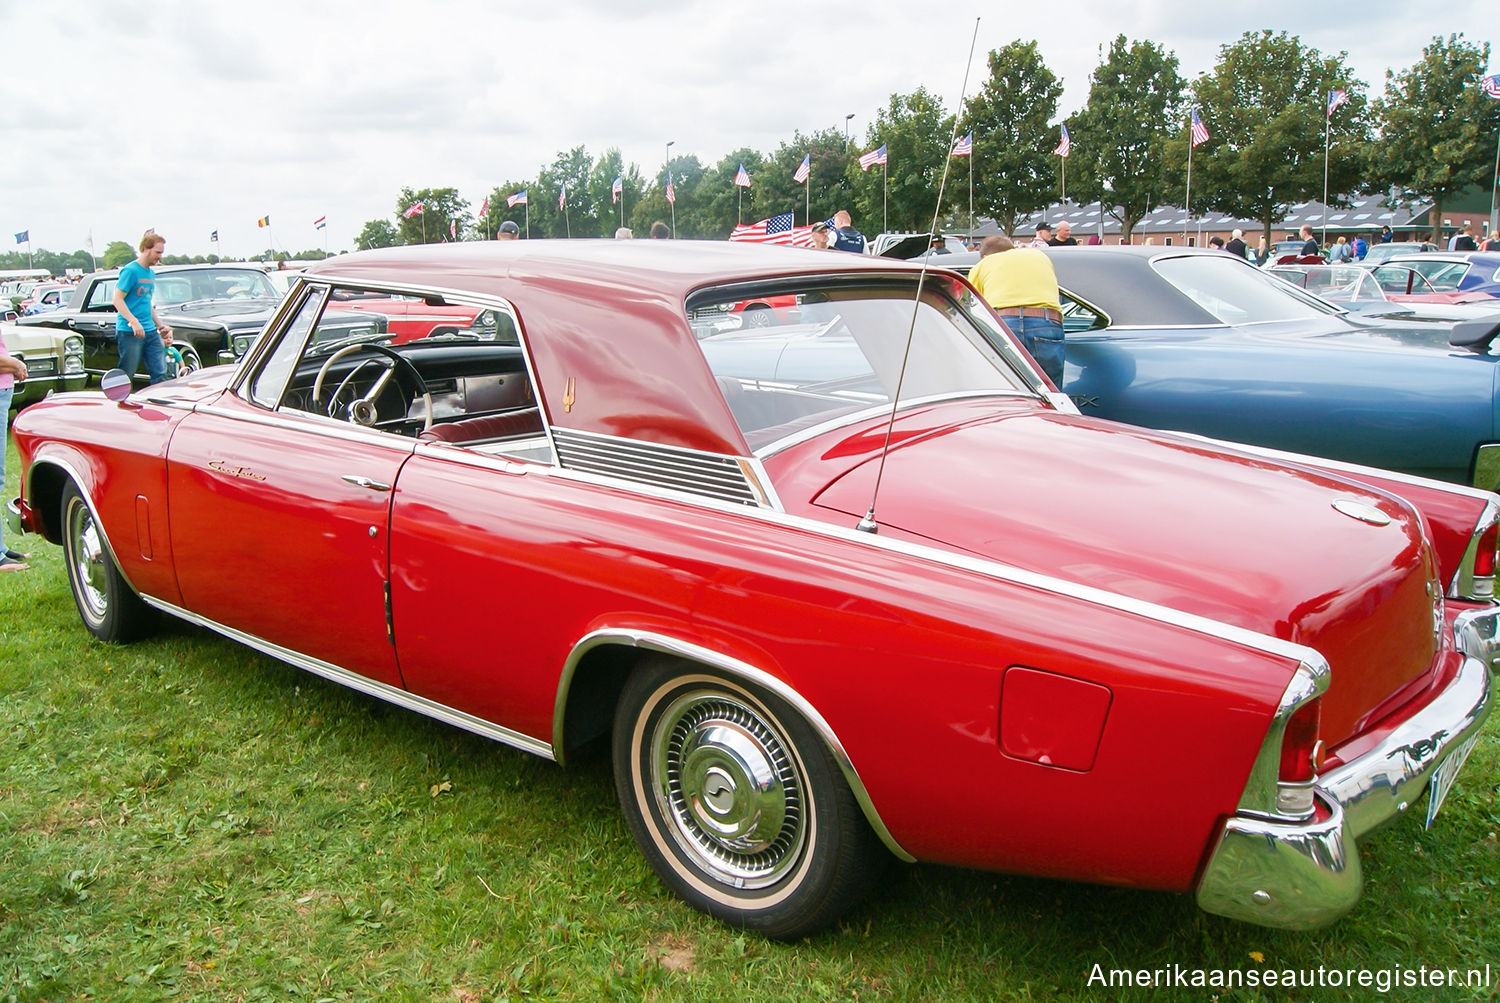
[2,436,1498,1001]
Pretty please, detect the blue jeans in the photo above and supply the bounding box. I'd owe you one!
[1006,315,1065,386]
[116,327,169,384]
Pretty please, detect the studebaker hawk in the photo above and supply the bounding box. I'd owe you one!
[7,240,1497,938]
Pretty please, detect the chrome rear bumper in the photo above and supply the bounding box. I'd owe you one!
[1196,606,1498,929]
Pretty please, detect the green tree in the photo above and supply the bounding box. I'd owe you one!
[589,150,648,235]
[1374,34,1499,243]
[847,88,957,235]
[355,219,399,249]
[961,41,1063,235]
[395,187,468,245]
[693,150,766,235]
[1186,30,1372,248]
[102,241,135,269]
[1068,36,1185,242]
[629,153,711,237]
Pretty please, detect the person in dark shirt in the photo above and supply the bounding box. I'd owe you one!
[1047,221,1078,246]
[1224,229,1248,259]
[1299,224,1320,258]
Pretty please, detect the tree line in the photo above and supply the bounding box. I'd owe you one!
[355,31,1496,251]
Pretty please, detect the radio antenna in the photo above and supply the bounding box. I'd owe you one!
[858,16,982,534]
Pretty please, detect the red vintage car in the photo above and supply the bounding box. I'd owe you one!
[7,240,1498,938]
[327,290,492,343]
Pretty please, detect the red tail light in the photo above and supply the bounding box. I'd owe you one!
[1278,697,1324,783]
[1475,523,1498,579]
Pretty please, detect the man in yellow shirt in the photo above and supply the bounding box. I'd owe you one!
[967,235,1065,385]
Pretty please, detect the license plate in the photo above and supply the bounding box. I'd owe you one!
[1425,733,1480,829]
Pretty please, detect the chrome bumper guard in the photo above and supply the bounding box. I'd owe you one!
[5,496,23,538]
[1197,607,1498,929]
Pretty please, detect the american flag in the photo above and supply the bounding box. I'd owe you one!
[449,219,456,239]
[665,181,676,204]
[1327,89,1348,117]
[1481,74,1500,100]
[858,144,887,171]
[480,197,489,217]
[1053,125,1070,158]
[403,202,423,218]
[558,185,566,211]
[793,154,810,184]
[507,190,527,207]
[729,212,816,248]
[313,215,326,230]
[734,164,752,187]
[1190,110,1209,148]
[611,176,623,204]
[951,133,972,157]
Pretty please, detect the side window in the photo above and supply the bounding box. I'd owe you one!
[85,280,118,312]
[1060,293,1108,333]
[248,286,325,409]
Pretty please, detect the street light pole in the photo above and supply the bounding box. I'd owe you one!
[665,140,676,238]
[844,113,854,146]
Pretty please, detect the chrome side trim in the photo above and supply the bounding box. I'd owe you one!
[515,459,1330,672]
[140,595,556,761]
[1169,429,1500,505]
[555,629,916,863]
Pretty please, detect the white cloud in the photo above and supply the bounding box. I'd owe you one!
[2,0,1492,256]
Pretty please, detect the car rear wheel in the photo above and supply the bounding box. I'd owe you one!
[613,657,883,939]
[61,482,156,643]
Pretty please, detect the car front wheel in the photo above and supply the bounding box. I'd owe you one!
[61,482,156,643]
[613,658,883,939]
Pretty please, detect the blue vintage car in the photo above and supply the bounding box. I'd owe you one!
[708,245,1500,490]
[1039,246,1500,488]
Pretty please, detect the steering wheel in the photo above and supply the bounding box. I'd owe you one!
[312,343,433,432]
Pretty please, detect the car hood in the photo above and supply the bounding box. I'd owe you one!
[801,399,1440,744]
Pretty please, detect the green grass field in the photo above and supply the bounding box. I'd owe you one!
[2,438,1498,1001]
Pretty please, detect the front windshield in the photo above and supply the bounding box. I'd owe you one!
[691,280,1031,449]
[155,269,278,306]
[1154,255,1337,324]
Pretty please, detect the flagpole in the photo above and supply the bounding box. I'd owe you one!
[524,202,530,239]
[806,159,811,227]
[882,161,888,233]
[1184,118,1193,247]
[1322,106,1332,246]
[1490,126,1499,241]
[968,151,974,241]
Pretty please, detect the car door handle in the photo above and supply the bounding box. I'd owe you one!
[341,475,392,492]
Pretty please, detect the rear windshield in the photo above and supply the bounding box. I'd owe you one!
[690,278,1032,449]
[1153,254,1338,325]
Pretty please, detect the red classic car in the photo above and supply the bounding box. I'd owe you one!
[7,241,1498,938]
[327,290,492,343]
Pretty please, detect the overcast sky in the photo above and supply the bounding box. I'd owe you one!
[3,1,1493,258]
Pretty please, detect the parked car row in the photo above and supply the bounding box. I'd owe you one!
[7,240,1497,940]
